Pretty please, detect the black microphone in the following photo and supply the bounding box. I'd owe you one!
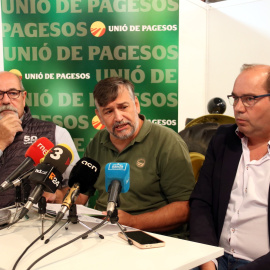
[19,144,74,219]
[23,183,32,203]
[55,157,100,223]
[0,137,54,192]
[105,163,130,217]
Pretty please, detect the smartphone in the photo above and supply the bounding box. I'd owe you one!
[118,230,165,249]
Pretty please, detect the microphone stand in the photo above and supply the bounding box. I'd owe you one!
[45,204,104,244]
[82,197,132,245]
[8,186,23,229]
[14,186,22,216]
[103,208,133,245]
[38,196,47,240]
[23,183,32,204]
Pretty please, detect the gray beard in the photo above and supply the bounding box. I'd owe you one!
[0,105,19,120]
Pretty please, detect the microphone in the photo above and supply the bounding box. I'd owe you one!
[0,137,54,192]
[40,143,74,174]
[0,168,34,193]
[19,144,74,219]
[55,157,100,223]
[105,163,130,217]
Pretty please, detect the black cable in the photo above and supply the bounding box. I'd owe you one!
[26,217,109,270]
[12,222,58,270]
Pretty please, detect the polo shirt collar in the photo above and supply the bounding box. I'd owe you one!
[134,114,152,142]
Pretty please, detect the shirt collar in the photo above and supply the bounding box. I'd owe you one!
[235,127,245,139]
[235,127,270,153]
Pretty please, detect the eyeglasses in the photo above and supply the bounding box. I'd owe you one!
[227,94,270,107]
[0,89,25,100]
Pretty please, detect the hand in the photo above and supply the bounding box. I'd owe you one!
[200,261,216,270]
[43,191,57,203]
[102,209,136,227]
[117,209,136,226]
[43,188,69,204]
[0,114,22,151]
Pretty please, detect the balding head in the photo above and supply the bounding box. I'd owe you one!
[0,71,26,118]
[238,64,270,93]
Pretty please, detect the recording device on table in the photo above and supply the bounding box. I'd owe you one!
[118,230,165,249]
[105,163,165,249]
[0,209,12,226]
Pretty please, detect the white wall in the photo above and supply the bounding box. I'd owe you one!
[206,0,270,118]
[178,0,270,130]
[178,0,208,130]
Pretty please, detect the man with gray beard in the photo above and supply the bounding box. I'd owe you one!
[76,77,195,238]
[0,71,79,208]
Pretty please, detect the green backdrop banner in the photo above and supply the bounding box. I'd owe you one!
[1,0,179,156]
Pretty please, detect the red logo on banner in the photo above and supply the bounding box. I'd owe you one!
[90,21,106,37]
[92,115,105,130]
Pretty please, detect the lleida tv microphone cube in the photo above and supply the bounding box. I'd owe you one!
[105,163,130,193]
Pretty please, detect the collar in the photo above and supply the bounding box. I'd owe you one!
[235,127,245,139]
[21,106,33,128]
[133,114,152,142]
[20,111,25,122]
[235,127,270,153]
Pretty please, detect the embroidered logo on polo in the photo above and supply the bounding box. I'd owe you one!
[136,158,146,168]
[23,135,38,145]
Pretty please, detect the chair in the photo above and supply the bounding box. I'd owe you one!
[189,152,205,182]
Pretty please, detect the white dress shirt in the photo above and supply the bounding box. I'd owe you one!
[219,136,270,261]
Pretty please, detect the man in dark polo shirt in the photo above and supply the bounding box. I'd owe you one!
[76,77,195,238]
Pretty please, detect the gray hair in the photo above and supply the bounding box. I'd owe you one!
[93,77,135,108]
[240,64,270,93]
[0,71,25,91]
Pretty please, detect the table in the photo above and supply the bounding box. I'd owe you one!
[0,209,223,270]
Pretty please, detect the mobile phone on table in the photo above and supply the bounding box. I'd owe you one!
[118,230,165,249]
